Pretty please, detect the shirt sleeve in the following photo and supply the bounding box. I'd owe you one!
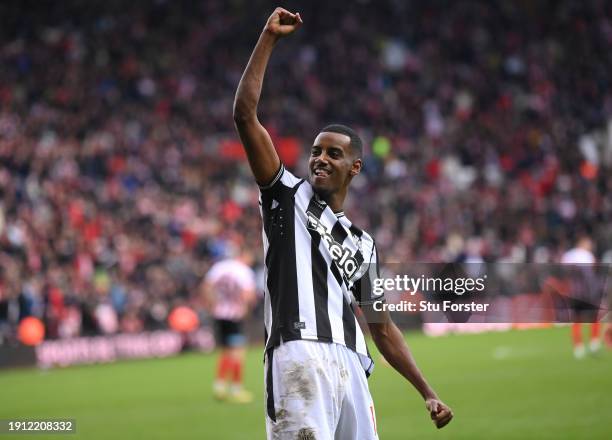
[258,164,286,192]
[351,241,384,306]
[258,164,302,193]
[258,164,303,214]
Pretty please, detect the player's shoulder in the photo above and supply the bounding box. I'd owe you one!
[207,259,228,275]
[208,259,254,280]
[259,164,304,191]
[339,215,374,245]
[561,248,595,264]
[223,259,252,273]
[208,259,235,274]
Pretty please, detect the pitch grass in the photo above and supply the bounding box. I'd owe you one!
[1,326,610,439]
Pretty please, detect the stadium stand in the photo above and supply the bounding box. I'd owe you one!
[1,0,611,342]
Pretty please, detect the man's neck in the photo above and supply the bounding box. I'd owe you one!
[315,190,346,213]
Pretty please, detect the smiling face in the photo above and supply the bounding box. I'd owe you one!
[308,131,362,199]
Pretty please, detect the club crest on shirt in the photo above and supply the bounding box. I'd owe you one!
[306,212,359,281]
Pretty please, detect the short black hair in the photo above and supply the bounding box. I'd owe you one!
[320,124,363,158]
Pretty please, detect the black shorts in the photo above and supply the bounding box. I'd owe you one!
[570,299,600,322]
[215,319,246,347]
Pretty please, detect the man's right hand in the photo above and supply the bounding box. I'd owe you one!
[264,7,302,38]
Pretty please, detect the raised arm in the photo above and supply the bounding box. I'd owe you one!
[364,307,454,429]
[233,7,302,186]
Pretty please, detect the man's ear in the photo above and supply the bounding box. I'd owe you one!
[350,158,362,176]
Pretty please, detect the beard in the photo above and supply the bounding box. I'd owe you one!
[310,180,333,200]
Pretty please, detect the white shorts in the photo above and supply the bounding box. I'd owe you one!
[264,340,378,440]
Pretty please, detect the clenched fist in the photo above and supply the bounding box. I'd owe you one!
[425,398,454,429]
[264,7,302,37]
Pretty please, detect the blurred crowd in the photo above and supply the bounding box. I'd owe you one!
[1,0,611,343]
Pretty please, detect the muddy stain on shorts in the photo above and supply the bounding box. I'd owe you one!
[274,408,291,433]
[296,427,316,440]
[271,362,317,439]
[284,362,314,402]
[339,365,349,381]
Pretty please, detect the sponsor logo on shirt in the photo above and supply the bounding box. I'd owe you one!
[306,212,359,281]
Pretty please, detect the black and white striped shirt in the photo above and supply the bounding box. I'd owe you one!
[259,165,381,375]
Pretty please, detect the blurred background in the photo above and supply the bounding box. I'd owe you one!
[0,1,611,437]
[1,0,611,346]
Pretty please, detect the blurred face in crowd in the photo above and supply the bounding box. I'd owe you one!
[577,237,594,252]
[308,131,362,199]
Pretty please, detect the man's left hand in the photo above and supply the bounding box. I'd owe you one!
[425,398,454,429]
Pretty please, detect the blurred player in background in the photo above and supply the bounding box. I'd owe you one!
[601,253,612,348]
[606,300,612,349]
[234,7,452,438]
[202,249,257,403]
[561,236,602,358]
